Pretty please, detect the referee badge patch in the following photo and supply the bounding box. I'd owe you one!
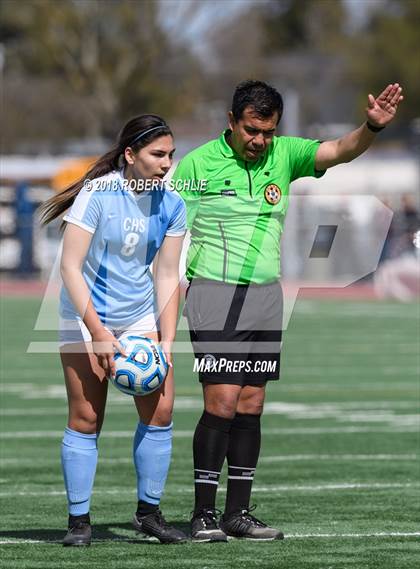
[264,184,281,205]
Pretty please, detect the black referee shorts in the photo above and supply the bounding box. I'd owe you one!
[183,278,283,385]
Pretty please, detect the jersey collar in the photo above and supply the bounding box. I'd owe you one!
[218,129,238,158]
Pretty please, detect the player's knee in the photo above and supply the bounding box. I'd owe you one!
[139,399,173,427]
[151,407,173,427]
[68,410,101,434]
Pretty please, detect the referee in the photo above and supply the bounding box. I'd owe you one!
[173,80,403,541]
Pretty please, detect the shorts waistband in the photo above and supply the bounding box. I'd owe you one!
[188,278,280,289]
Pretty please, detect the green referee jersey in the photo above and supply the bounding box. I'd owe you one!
[172,130,325,284]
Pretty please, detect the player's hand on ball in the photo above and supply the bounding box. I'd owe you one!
[366,83,403,128]
[160,340,173,368]
[92,328,127,379]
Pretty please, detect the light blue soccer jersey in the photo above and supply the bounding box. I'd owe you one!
[60,170,186,328]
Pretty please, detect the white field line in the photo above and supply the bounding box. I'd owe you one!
[276,367,420,376]
[1,425,419,440]
[280,382,418,391]
[1,453,418,468]
[260,454,419,462]
[0,482,418,498]
[0,532,420,545]
[1,382,418,401]
[294,301,419,317]
[289,345,419,355]
[1,399,419,416]
[23,338,420,354]
[285,532,420,539]
[2,406,418,430]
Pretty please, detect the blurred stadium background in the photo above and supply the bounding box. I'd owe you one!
[0,0,419,294]
[0,1,419,567]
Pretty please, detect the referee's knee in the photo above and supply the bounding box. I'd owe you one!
[236,400,264,415]
[204,400,237,419]
[203,383,242,418]
[237,388,265,415]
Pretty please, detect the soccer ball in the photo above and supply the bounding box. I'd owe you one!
[111,335,168,396]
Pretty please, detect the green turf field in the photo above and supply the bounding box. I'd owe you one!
[0,296,419,568]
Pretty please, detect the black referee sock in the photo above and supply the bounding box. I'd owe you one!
[193,410,233,514]
[136,499,159,517]
[224,413,261,517]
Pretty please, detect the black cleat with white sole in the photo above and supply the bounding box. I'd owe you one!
[133,510,188,544]
[63,514,92,547]
[220,506,284,541]
[191,509,228,542]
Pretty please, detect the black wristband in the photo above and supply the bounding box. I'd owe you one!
[366,121,385,133]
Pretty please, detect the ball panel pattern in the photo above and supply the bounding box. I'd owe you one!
[110,335,168,397]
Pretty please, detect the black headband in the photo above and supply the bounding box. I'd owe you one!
[130,125,166,146]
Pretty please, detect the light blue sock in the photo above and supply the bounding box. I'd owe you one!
[133,422,173,505]
[61,427,98,516]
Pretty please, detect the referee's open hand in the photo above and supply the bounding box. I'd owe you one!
[366,83,404,128]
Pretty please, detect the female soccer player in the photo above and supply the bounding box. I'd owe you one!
[40,115,187,545]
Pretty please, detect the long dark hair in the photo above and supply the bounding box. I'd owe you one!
[39,114,172,225]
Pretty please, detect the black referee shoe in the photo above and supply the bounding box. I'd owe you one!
[133,510,188,544]
[62,514,92,547]
[220,506,284,541]
[190,508,228,542]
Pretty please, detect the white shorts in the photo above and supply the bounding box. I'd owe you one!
[58,313,158,347]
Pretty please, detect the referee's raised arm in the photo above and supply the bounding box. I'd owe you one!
[315,83,403,170]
